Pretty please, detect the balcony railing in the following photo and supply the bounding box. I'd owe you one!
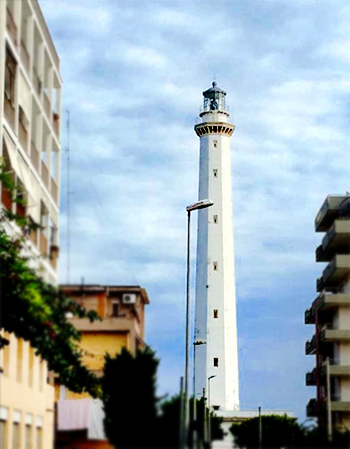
[306,399,318,417]
[40,232,48,256]
[30,141,40,172]
[306,369,317,386]
[18,120,28,154]
[305,307,315,324]
[6,7,17,45]
[43,93,51,120]
[20,40,30,74]
[50,178,58,204]
[305,335,317,355]
[1,184,13,211]
[53,113,60,137]
[41,162,49,190]
[4,96,15,129]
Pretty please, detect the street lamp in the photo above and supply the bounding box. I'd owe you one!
[208,375,216,445]
[181,199,214,449]
[193,340,206,449]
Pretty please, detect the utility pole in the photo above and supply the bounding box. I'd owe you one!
[326,357,333,443]
[258,406,262,449]
[203,388,207,447]
[179,377,184,449]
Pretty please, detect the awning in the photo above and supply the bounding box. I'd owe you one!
[3,130,19,174]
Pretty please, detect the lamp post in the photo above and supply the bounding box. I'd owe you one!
[207,375,216,446]
[193,340,206,449]
[181,199,214,449]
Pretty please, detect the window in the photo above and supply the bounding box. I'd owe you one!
[17,339,23,382]
[214,358,219,367]
[36,426,42,449]
[25,424,32,449]
[213,309,218,319]
[112,302,119,317]
[4,47,16,104]
[213,215,218,224]
[213,169,218,178]
[29,347,34,388]
[213,262,218,271]
[213,140,217,148]
[13,422,21,449]
[3,332,10,376]
[0,407,8,449]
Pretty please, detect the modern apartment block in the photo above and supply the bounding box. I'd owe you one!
[305,194,350,431]
[0,1,62,447]
[55,285,149,449]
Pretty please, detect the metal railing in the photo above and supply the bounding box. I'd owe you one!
[20,40,30,74]
[30,141,40,172]
[6,7,17,45]
[41,162,49,190]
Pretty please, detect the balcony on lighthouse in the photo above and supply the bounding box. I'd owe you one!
[199,81,230,122]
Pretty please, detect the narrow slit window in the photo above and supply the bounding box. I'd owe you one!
[214,309,218,319]
[213,140,217,148]
[213,169,218,178]
[213,262,218,271]
[214,358,219,367]
[213,215,218,224]
[112,301,119,317]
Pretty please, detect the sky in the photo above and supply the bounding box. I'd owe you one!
[39,0,350,422]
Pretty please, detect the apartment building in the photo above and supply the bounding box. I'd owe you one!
[305,194,350,432]
[55,285,149,449]
[0,1,62,448]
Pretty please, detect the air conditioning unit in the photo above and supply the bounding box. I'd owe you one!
[122,293,137,305]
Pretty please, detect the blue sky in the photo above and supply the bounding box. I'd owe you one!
[39,0,350,422]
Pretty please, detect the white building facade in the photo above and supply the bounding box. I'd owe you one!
[194,83,239,411]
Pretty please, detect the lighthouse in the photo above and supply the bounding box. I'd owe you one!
[194,82,239,411]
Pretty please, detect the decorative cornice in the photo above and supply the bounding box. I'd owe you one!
[194,122,235,137]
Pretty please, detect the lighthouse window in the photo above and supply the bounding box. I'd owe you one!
[214,309,218,318]
[213,262,218,271]
[213,215,218,224]
[214,358,219,367]
[213,140,217,148]
[213,169,218,178]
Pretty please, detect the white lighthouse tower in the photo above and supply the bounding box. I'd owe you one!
[194,82,239,411]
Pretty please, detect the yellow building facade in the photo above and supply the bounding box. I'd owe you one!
[55,285,149,448]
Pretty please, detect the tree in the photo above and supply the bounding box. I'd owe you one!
[0,164,102,397]
[155,395,224,449]
[102,347,159,448]
[230,414,350,448]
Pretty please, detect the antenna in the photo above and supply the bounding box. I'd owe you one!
[66,110,71,285]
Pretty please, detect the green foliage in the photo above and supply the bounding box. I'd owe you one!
[0,165,102,397]
[102,347,159,448]
[230,414,350,448]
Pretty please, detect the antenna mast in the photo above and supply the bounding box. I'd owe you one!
[66,110,71,284]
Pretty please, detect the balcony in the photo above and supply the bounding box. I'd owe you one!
[6,7,17,45]
[40,232,48,256]
[305,335,317,355]
[4,96,15,129]
[18,120,28,154]
[41,162,49,190]
[43,93,51,120]
[305,368,317,386]
[305,307,315,324]
[20,40,30,75]
[316,219,350,262]
[30,142,40,172]
[316,255,350,291]
[51,178,58,204]
[320,327,350,343]
[321,360,350,377]
[315,195,350,232]
[306,399,318,417]
[314,292,350,311]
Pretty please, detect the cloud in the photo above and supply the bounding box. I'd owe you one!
[40,0,350,418]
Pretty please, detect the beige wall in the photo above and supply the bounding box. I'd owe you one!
[0,333,54,449]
